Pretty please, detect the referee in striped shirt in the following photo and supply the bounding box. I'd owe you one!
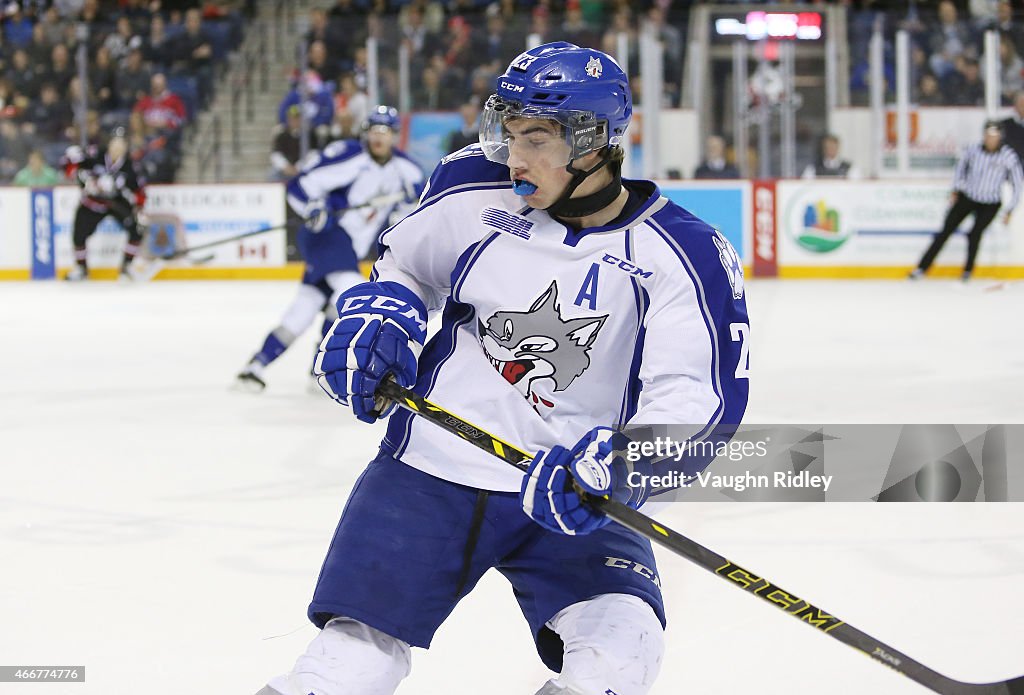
[910,120,1023,281]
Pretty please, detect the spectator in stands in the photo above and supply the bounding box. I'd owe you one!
[802,134,860,179]
[65,108,104,149]
[1000,90,1024,164]
[400,3,439,67]
[3,3,35,49]
[994,0,1024,59]
[943,56,985,106]
[694,135,740,179]
[362,10,400,63]
[144,14,174,70]
[929,0,975,80]
[528,5,554,45]
[306,9,343,74]
[128,107,174,183]
[117,47,153,113]
[402,0,445,35]
[327,0,366,63]
[480,6,519,65]
[969,0,1002,32]
[38,7,68,47]
[561,1,598,49]
[104,16,142,65]
[48,44,77,93]
[601,6,637,70]
[22,82,71,142]
[916,72,945,105]
[1000,34,1023,106]
[270,104,302,181]
[413,61,456,111]
[121,0,154,27]
[27,23,52,68]
[0,116,29,181]
[308,39,340,86]
[78,0,107,30]
[51,0,82,19]
[6,48,40,100]
[0,78,16,114]
[88,45,118,113]
[133,72,187,136]
[330,71,368,141]
[644,5,683,90]
[171,8,214,106]
[278,70,333,131]
[13,148,60,186]
[467,61,500,105]
[444,98,480,154]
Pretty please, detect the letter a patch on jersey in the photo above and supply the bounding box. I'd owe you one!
[575,262,600,310]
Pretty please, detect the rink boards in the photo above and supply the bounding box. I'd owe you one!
[2,180,1023,280]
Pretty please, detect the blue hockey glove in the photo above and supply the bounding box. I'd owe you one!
[314,282,427,423]
[520,427,651,536]
[304,199,330,233]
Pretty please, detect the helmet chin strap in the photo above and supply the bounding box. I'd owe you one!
[545,149,622,220]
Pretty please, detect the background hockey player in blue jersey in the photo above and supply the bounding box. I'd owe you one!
[235,105,425,391]
[256,43,749,695]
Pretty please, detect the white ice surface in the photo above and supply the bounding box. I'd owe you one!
[1,279,1022,694]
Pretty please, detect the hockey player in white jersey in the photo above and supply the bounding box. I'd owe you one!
[256,43,748,694]
[235,105,424,391]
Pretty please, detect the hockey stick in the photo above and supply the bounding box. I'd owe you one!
[157,191,410,261]
[156,222,292,260]
[376,380,1024,695]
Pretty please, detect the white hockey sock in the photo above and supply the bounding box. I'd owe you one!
[265,617,411,695]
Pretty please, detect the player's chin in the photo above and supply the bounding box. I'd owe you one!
[524,190,550,208]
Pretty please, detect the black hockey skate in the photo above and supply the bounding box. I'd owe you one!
[234,370,267,393]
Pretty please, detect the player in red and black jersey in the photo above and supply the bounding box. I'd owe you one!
[63,128,147,281]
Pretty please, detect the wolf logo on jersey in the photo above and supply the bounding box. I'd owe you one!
[478,281,607,410]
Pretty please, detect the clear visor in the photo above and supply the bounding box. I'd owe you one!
[365,124,395,136]
[479,95,606,168]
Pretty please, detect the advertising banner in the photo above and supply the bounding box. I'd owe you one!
[0,187,30,274]
[404,112,464,175]
[775,180,1020,269]
[29,189,55,279]
[52,184,286,271]
[658,181,750,263]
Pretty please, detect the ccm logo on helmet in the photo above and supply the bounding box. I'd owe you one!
[500,81,524,93]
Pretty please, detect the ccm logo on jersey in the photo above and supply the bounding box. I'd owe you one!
[601,253,653,279]
[500,81,525,93]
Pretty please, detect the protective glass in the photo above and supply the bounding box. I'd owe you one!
[479,94,606,168]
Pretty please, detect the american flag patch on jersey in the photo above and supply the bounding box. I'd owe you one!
[480,208,533,240]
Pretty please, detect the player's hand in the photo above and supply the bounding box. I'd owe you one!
[314,282,427,423]
[1001,211,1011,225]
[304,199,330,233]
[521,427,650,536]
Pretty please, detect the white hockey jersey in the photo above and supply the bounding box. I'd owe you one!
[374,146,749,492]
[286,140,425,258]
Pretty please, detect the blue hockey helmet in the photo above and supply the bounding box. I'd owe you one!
[363,105,400,132]
[480,42,632,167]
